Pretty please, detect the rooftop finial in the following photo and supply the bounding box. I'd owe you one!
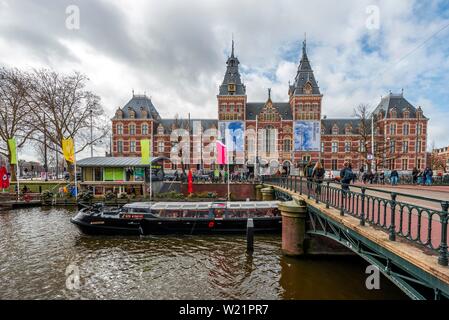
[231,33,235,58]
[132,89,134,97]
[303,32,307,56]
[268,88,271,100]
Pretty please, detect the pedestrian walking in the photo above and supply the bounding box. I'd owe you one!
[390,169,399,186]
[340,162,353,193]
[312,161,325,196]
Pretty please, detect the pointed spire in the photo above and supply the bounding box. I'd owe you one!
[268,88,271,101]
[303,32,307,57]
[290,35,320,96]
[219,37,245,96]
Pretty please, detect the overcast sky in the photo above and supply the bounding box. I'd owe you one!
[1,0,449,161]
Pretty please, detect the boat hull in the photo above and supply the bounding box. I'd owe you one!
[71,214,281,236]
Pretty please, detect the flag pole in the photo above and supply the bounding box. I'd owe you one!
[74,144,78,201]
[150,135,153,203]
[227,157,230,202]
[16,145,20,201]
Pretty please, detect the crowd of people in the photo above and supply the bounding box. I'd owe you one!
[169,169,256,184]
[300,160,437,195]
[168,162,437,190]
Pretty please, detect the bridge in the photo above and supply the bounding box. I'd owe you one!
[263,176,449,300]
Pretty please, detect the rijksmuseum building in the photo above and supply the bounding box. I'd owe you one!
[111,41,428,174]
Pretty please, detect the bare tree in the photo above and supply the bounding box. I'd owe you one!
[28,70,107,180]
[353,104,372,171]
[0,68,35,180]
[430,152,447,173]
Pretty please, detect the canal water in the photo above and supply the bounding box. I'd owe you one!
[0,207,407,300]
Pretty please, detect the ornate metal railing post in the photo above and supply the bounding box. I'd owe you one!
[299,176,303,195]
[360,187,366,226]
[389,193,397,241]
[326,181,330,209]
[340,189,345,216]
[438,201,449,266]
[307,179,311,200]
[294,176,297,193]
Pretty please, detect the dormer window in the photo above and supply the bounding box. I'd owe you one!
[378,111,384,119]
[129,108,136,119]
[389,108,397,118]
[115,109,123,119]
[403,109,410,119]
[321,126,326,135]
[345,125,352,135]
[141,108,148,119]
[157,124,164,135]
[304,83,313,95]
[416,107,423,119]
[332,124,339,135]
[228,83,236,93]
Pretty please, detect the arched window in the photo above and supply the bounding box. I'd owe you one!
[264,126,276,155]
[158,141,165,153]
[283,138,292,152]
[403,123,409,136]
[116,124,123,135]
[142,124,149,135]
[129,124,136,135]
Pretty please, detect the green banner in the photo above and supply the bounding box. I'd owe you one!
[104,168,124,181]
[134,168,145,181]
[141,139,151,165]
[8,138,17,165]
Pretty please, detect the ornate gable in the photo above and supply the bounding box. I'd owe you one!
[257,89,281,122]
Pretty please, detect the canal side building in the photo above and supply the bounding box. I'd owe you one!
[110,40,429,174]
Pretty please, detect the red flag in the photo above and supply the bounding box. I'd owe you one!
[188,170,193,194]
[0,166,9,189]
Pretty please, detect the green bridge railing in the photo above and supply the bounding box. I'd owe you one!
[265,176,449,267]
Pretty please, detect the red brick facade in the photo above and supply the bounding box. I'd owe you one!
[112,42,428,173]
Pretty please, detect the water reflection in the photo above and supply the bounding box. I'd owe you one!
[0,207,406,300]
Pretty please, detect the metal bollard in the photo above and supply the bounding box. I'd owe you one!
[247,218,254,252]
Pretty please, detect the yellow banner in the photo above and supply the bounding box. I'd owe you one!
[62,138,75,163]
[8,138,17,165]
[141,139,151,165]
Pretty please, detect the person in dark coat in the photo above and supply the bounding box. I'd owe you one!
[312,161,326,196]
[340,162,353,192]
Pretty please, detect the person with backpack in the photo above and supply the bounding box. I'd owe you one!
[304,161,314,192]
[412,167,419,184]
[390,169,399,186]
[424,167,433,186]
[379,171,385,185]
[312,161,325,196]
[340,162,353,193]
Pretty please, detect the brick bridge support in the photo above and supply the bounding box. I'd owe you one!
[279,195,352,257]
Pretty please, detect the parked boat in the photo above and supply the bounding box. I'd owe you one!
[71,201,282,235]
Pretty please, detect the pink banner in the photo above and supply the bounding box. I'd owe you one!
[216,141,227,165]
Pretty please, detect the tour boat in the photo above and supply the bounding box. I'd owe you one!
[70,201,282,235]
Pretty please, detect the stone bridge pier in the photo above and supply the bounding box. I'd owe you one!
[279,195,352,257]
